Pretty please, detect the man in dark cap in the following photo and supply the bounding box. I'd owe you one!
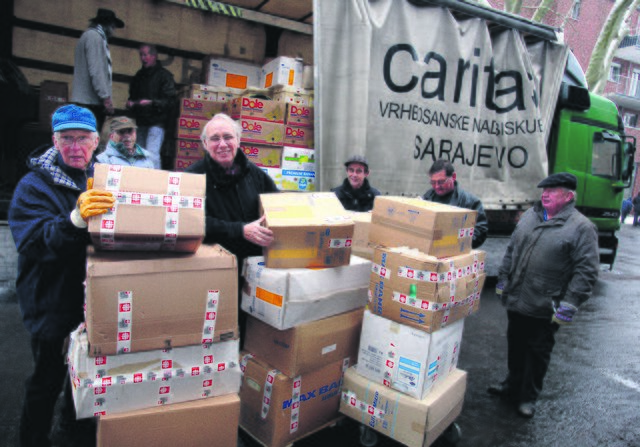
[97,116,155,168]
[488,172,599,419]
[9,104,115,446]
[422,159,488,248]
[71,8,125,134]
[331,154,381,211]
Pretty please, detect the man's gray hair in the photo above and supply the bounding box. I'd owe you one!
[200,113,242,143]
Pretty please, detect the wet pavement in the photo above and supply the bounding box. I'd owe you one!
[1,222,639,446]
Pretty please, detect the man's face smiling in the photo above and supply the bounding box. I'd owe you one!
[347,162,368,190]
[203,120,238,169]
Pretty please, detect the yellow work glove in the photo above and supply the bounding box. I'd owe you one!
[70,178,115,228]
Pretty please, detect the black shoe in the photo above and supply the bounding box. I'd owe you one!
[517,402,536,418]
[487,383,510,397]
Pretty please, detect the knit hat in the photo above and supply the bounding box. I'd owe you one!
[109,116,137,132]
[51,105,97,132]
[537,172,577,190]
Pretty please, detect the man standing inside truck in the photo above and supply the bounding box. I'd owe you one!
[490,172,599,418]
[422,159,488,248]
[8,105,115,446]
[331,154,381,212]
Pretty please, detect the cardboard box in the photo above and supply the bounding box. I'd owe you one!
[285,104,314,127]
[281,147,315,171]
[241,144,283,167]
[261,56,304,89]
[269,86,313,106]
[369,246,485,332]
[174,156,201,172]
[203,57,261,90]
[240,119,285,146]
[229,97,286,123]
[89,165,205,252]
[175,139,204,159]
[340,367,467,447]
[244,308,364,376]
[176,116,209,140]
[97,394,241,447]
[370,196,477,258]
[280,169,316,192]
[85,244,238,356]
[260,167,283,190]
[190,84,243,101]
[39,80,68,129]
[239,355,348,447]
[356,310,464,400]
[349,211,374,261]
[68,326,241,418]
[259,192,354,268]
[178,98,226,119]
[241,255,370,329]
[283,124,314,148]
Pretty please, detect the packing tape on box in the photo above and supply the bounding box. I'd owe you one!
[99,167,204,249]
[201,290,220,344]
[392,291,478,312]
[116,290,133,353]
[341,390,386,419]
[289,375,302,434]
[261,369,279,420]
[383,341,396,388]
[240,353,254,378]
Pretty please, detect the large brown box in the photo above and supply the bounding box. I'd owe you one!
[89,164,205,252]
[369,246,485,333]
[260,192,354,268]
[240,355,349,447]
[97,394,241,447]
[176,116,210,140]
[340,367,467,447]
[349,211,374,261]
[244,308,364,377]
[85,244,238,356]
[370,196,477,258]
[178,97,226,119]
[229,96,286,123]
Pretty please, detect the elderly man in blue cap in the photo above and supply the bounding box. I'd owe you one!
[9,104,115,446]
[488,172,599,419]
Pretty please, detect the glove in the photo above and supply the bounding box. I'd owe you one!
[70,178,115,228]
[495,281,507,306]
[552,302,578,325]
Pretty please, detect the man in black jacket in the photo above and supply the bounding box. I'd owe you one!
[186,113,278,345]
[422,159,488,248]
[331,155,381,212]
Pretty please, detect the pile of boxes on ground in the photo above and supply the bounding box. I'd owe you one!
[174,56,316,193]
[67,162,485,446]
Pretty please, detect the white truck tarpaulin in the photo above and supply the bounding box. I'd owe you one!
[316,0,568,208]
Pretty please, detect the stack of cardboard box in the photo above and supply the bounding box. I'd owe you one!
[237,192,370,447]
[339,196,487,447]
[67,164,243,446]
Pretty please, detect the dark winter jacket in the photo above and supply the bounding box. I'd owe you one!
[633,195,640,212]
[498,201,599,319]
[422,181,489,248]
[186,149,279,261]
[331,178,381,212]
[8,147,93,339]
[128,61,176,126]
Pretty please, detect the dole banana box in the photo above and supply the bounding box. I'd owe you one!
[269,85,313,106]
[174,156,200,172]
[176,116,209,140]
[239,354,349,447]
[230,96,285,123]
[241,144,283,168]
[240,119,284,146]
[340,367,467,447]
[356,310,464,400]
[281,147,315,171]
[259,192,354,268]
[370,196,477,258]
[283,124,314,148]
[369,246,486,333]
[285,104,314,127]
[175,139,204,160]
[280,170,316,192]
[179,98,226,119]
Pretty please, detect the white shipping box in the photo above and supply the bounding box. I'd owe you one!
[204,57,260,90]
[68,326,241,418]
[281,147,315,171]
[340,367,467,447]
[356,310,464,400]
[241,256,370,329]
[261,56,304,88]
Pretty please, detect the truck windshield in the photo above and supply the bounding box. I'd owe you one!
[592,134,620,179]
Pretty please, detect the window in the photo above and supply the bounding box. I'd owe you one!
[624,113,638,128]
[592,133,620,179]
[571,0,581,20]
[609,63,621,83]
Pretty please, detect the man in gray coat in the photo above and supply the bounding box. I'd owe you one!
[489,172,599,418]
[71,8,125,133]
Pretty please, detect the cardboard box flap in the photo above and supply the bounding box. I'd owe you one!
[261,192,353,227]
[93,164,205,197]
[87,244,236,277]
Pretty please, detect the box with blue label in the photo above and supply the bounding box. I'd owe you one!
[281,169,315,192]
[281,147,315,171]
[355,310,464,400]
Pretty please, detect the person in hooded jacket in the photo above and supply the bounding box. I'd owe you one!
[186,113,278,346]
[9,104,115,446]
[331,155,381,212]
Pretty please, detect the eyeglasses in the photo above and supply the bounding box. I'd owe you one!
[208,135,236,144]
[430,178,451,187]
[116,128,135,135]
[60,136,92,147]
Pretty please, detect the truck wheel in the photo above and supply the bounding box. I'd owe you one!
[358,425,378,447]
[442,422,462,444]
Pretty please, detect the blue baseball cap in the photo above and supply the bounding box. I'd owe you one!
[52,105,97,132]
